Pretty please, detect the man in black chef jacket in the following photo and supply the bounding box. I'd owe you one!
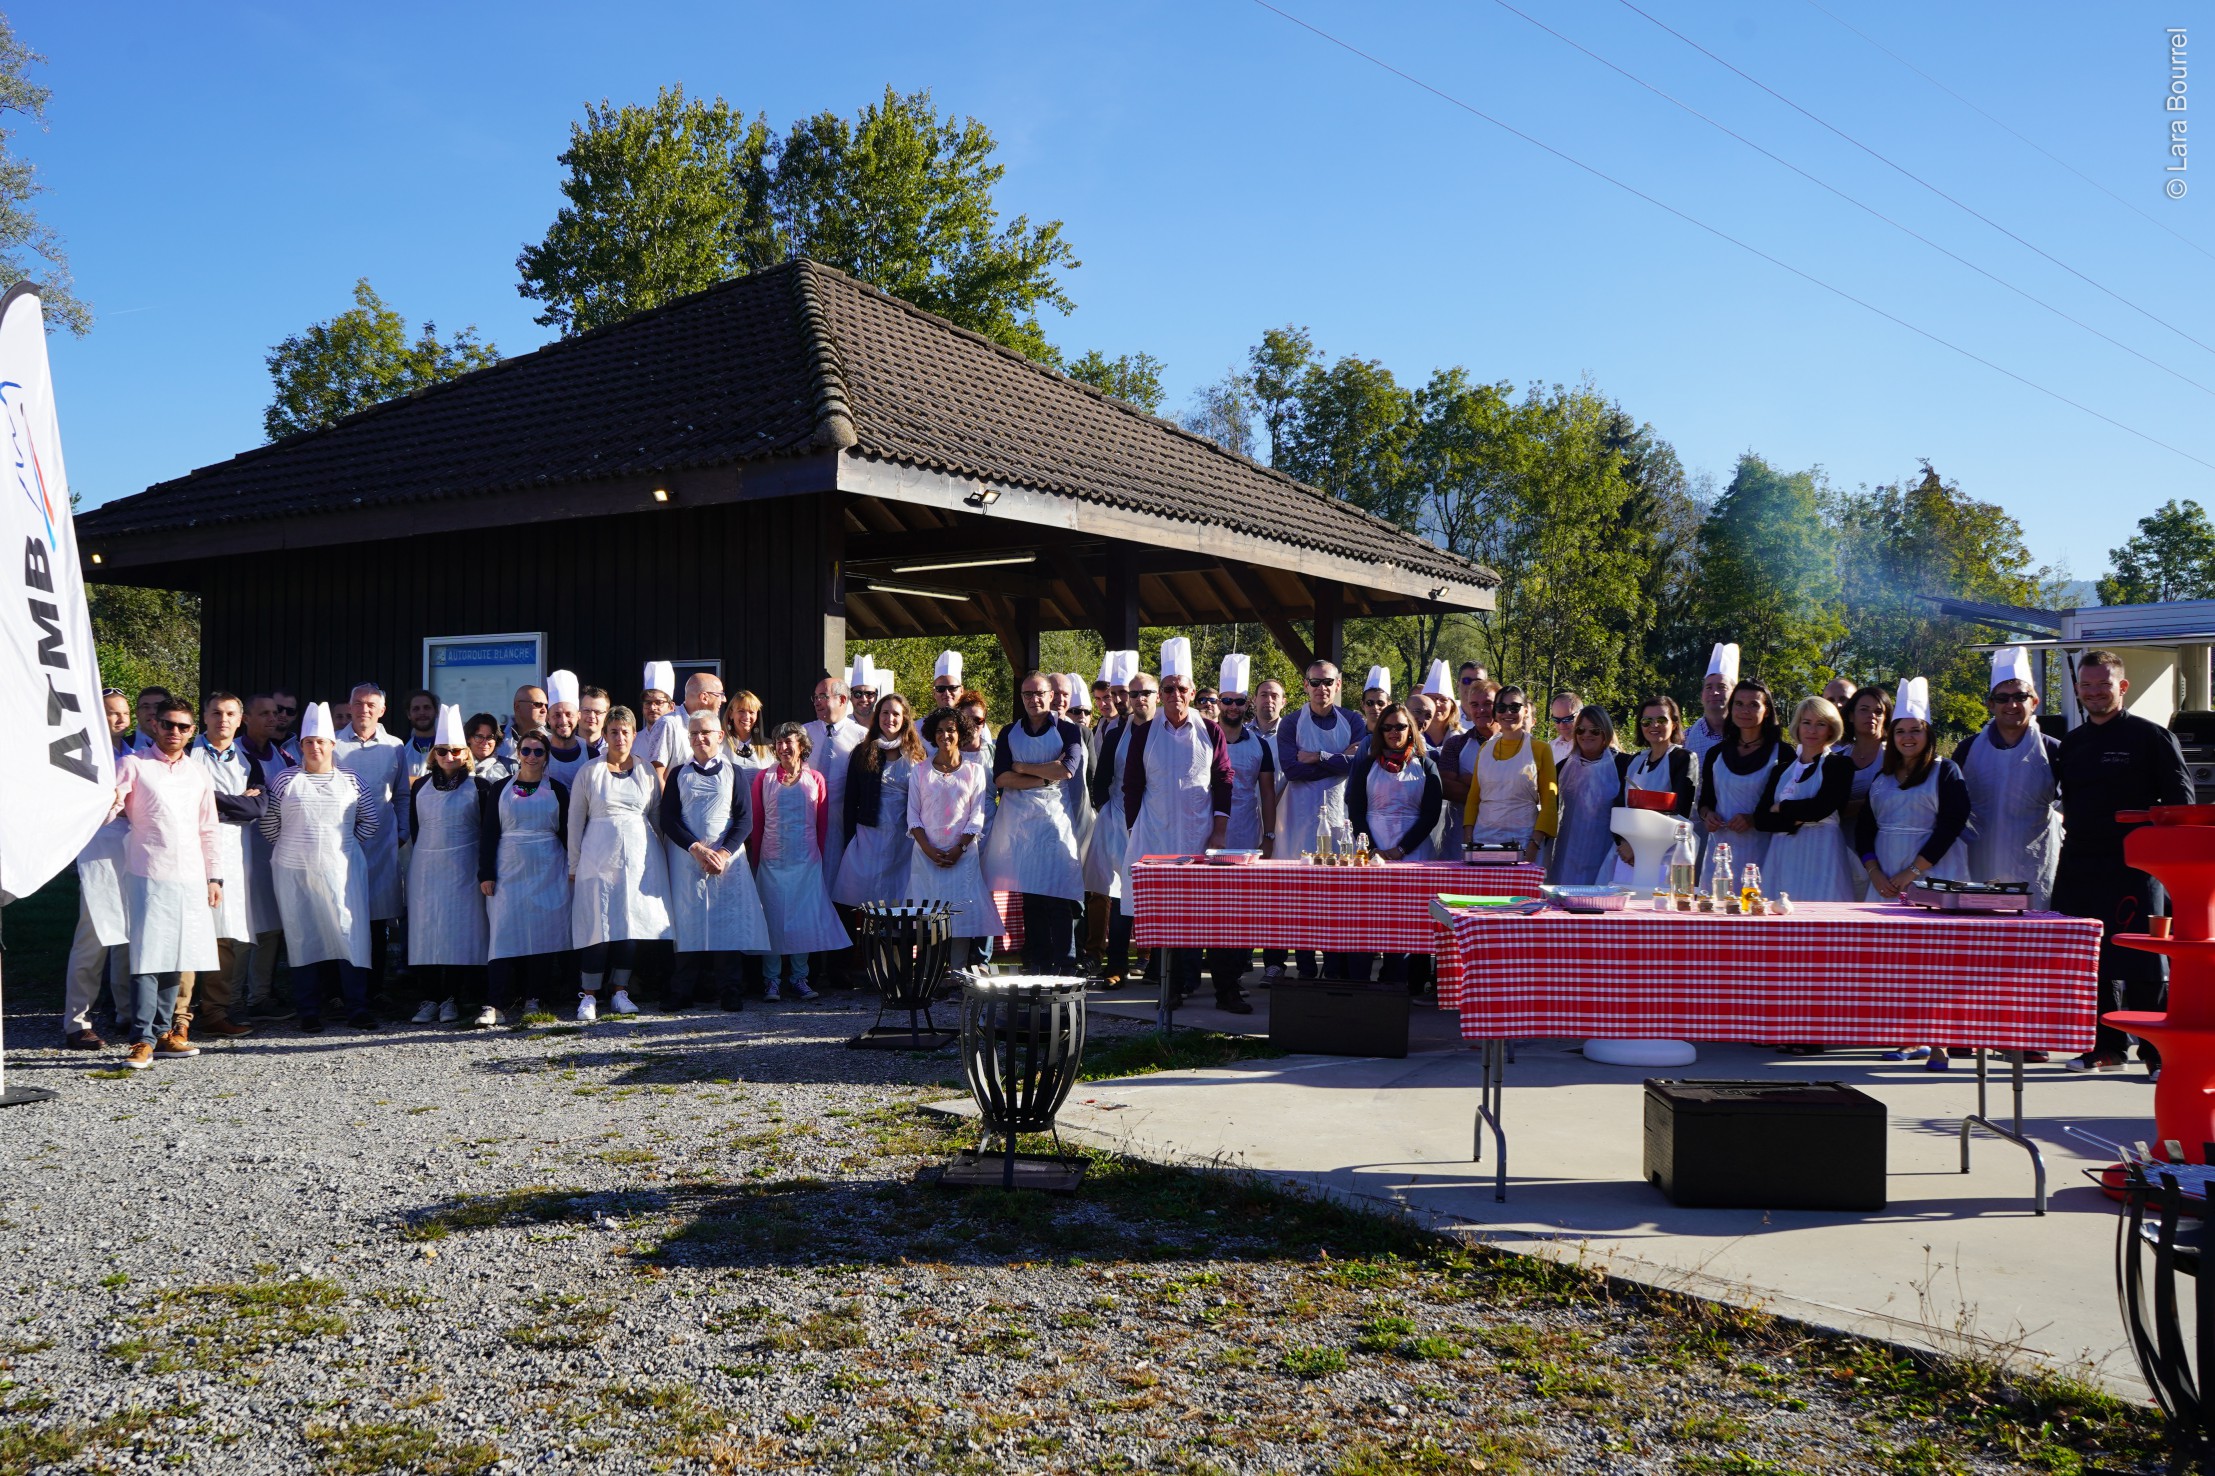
[2055,649,2192,1074]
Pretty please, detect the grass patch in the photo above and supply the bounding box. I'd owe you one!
[1080,1029,1285,1081]
[505,1294,615,1351]
[303,1418,500,1475]
[85,1069,135,1081]
[762,1304,867,1352]
[400,1186,591,1241]
[1280,1345,1347,1377]
[107,1275,344,1375]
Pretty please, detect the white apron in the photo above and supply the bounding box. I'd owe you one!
[270,771,370,969]
[982,720,1084,902]
[1364,758,1434,862]
[1960,726,2060,906]
[806,718,866,887]
[240,741,295,935]
[833,751,918,908]
[1759,755,1858,902]
[665,761,770,953]
[1281,706,1356,854]
[1081,721,1130,897]
[124,873,220,976]
[1122,717,1218,912]
[75,818,130,948]
[1697,743,1777,888]
[1223,726,1272,852]
[1868,768,1970,883]
[1468,738,1540,846]
[406,777,488,966]
[544,738,599,792]
[192,742,258,943]
[905,763,1003,937]
[403,735,437,784]
[1547,751,1618,885]
[487,780,571,960]
[569,762,672,947]
[754,770,850,954]
[335,733,406,920]
[1835,744,1886,899]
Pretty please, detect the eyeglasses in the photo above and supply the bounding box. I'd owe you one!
[1495,702,1524,715]
[1640,714,1672,726]
[1128,688,1158,699]
[516,747,549,759]
[156,718,194,733]
[274,705,297,716]
[1991,692,2031,706]
[1552,714,1576,725]
[1573,727,1602,738]
[934,683,962,693]
[1221,696,1248,706]
[1381,723,1411,733]
[1306,677,1336,688]
[101,687,125,698]
[523,701,548,711]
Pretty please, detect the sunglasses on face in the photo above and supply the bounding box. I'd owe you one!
[1992,692,2031,706]
[1221,696,1248,706]
[1381,723,1411,734]
[156,719,194,733]
[1640,715,1671,725]
[275,705,297,716]
[523,701,548,711]
[1129,688,1158,699]
[517,747,549,760]
[934,683,961,693]
[1495,702,1524,715]
[1306,677,1336,688]
[1553,714,1576,725]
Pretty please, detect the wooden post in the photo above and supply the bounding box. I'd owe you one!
[1012,595,1042,676]
[1312,579,1344,669]
[811,494,848,712]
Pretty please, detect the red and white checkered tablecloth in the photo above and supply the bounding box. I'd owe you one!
[1434,899,2103,1052]
[1129,858,1546,952]
[992,891,1024,952]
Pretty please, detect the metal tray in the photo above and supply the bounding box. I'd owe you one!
[1202,849,1263,865]
[1462,846,1526,865]
[1545,884,1635,913]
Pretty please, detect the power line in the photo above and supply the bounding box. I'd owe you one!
[1800,0,2215,268]
[1244,0,2215,476]
[1484,0,2215,403]
[1614,0,2215,362]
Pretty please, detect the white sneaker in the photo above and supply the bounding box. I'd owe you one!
[790,978,819,1001]
[576,994,598,1023]
[522,998,542,1016]
[409,1000,439,1024]
[472,1006,499,1029]
[609,989,640,1016]
[763,981,782,1003]
[437,998,459,1024]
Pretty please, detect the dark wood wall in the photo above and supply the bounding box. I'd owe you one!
[194,495,845,722]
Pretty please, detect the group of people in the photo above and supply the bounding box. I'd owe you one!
[57,630,2189,1077]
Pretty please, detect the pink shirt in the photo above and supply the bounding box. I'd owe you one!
[112,750,222,885]
[907,760,989,848]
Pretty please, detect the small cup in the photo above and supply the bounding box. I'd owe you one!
[2149,916,2174,940]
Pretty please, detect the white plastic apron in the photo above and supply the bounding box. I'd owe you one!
[487,780,571,960]
[335,735,406,920]
[806,719,866,886]
[240,741,295,935]
[271,771,370,969]
[982,720,1084,902]
[192,742,257,942]
[569,762,672,947]
[1223,727,1271,851]
[833,752,918,908]
[1364,758,1433,862]
[1696,743,1777,887]
[75,817,130,947]
[665,762,770,953]
[1122,717,1218,913]
[1080,720,1130,897]
[1960,725,2060,906]
[1547,751,1618,885]
[406,777,488,966]
[904,763,1003,936]
[1759,755,1858,902]
[1869,768,1969,882]
[545,738,598,792]
[1468,738,1540,845]
[754,769,849,954]
[1281,705,1355,854]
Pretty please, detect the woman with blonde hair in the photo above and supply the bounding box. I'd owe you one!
[1548,704,1628,885]
[1754,695,1859,902]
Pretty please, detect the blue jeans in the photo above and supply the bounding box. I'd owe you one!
[127,973,181,1045]
[295,960,368,1022]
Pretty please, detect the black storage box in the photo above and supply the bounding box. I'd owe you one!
[1268,977,1410,1058]
[1643,1079,1886,1211]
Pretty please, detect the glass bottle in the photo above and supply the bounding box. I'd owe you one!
[1315,812,1334,863]
[1710,841,1734,904]
[1740,862,1763,913]
[1667,821,1698,898]
[1355,832,1373,866]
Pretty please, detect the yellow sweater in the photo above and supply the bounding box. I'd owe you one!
[1461,734,1560,838]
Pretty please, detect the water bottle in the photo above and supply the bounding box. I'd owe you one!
[1667,820,1697,897]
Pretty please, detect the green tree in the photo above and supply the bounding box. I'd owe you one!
[1692,454,1844,700]
[263,279,499,441]
[2098,498,2215,606]
[1831,464,2057,734]
[518,85,1078,362]
[1245,325,1317,466]
[1604,409,1705,705]
[514,85,771,338]
[0,16,86,335]
[90,585,200,706]
[1066,349,1165,413]
[1177,368,1256,459]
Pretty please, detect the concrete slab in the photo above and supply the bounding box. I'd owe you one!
[1049,993,2168,1397]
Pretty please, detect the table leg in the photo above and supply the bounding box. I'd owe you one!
[1959,1049,2047,1215]
[1472,1039,1508,1202]
[1156,949,1175,1037]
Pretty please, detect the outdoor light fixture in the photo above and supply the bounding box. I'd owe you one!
[962,487,1001,508]
[861,580,973,603]
[651,487,671,503]
[88,552,101,565]
[891,553,1037,575]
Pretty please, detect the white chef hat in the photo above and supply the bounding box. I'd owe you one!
[300,701,335,742]
[1705,642,1741,688]
[433,704,466,747]
[1159,637,1193,681]
[1068,675,1090,710]
[1219,652,1251,696]
[848,655,877,691]
[1990,645,2035,693]
[934,649,963,683]
[1113,650,1139,686]
[1097,650,1120,683]
[642,660,675,696]
[1895,676,1932,725]
[1421,658,1452,698]
[1363,665,1392,696]
[545,669,580,708]
[879,671,895,694]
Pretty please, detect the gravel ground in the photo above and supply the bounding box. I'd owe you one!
[0,987,2173,1474]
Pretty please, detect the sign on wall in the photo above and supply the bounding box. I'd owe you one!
[424,632,547,722]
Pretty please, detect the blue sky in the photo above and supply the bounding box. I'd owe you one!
[20,1,2208,579]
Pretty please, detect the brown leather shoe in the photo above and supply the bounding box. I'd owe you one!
[124,1042,154,1070]
[199,1020,253,1038]
[63,1029,105,1050]
[154,1031,201,1059]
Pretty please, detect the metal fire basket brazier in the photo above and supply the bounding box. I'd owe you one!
[849,901,959,1051]
[940,972,1089,1192]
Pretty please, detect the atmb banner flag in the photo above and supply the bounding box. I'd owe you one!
[0,281,109,904]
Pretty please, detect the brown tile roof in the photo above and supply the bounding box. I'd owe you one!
[78,260,1490,591]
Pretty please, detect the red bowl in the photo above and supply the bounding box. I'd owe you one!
[1626,790,1677,813]
[2116,805,2215,827]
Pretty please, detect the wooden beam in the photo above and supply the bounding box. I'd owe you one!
[1232,561,1314,673]
[1148,572,1197,628]
[1043,546,1109,632]
[1312,579,1344,668]
[846,518,1065,563]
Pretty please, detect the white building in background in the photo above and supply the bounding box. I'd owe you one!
[1939,595,2215,729]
